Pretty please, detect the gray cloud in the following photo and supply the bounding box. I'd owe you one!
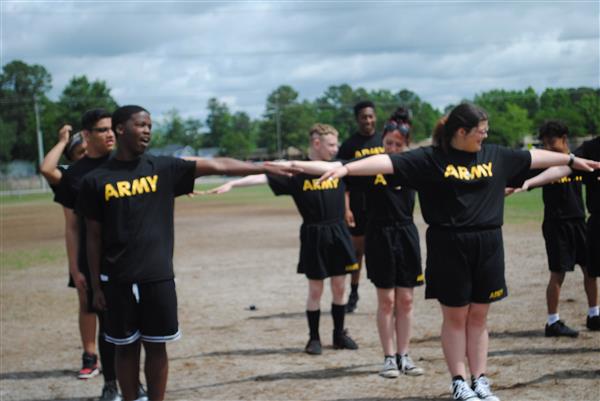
[3,1,598,122]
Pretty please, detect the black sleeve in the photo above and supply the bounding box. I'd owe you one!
[267,174,293,196]
[389,148,428,189]
[170,158,197,197]
[499,147,532,188]
[574,141,598,185]
[337,139,352,160]
[54,170,77,209]
[77,176,102,222]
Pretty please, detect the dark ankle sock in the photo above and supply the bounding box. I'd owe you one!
[453,375,465,382]
[331,303,345,334]
[351,284,358,294]
[306,310,320,340]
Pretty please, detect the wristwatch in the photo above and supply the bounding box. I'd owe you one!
[567,152,575,167]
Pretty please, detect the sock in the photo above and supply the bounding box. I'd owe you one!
[97,313,117,381]
[306,310,320,340]
[547,313,560,325]
[452,375,465,382]
[588,306,599,317]
[331,303,345,334]
[351,283,358,294]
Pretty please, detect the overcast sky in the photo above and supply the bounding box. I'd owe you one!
[2,0,599,121]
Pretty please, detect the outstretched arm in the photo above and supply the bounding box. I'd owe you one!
[194,157,297,178]
[203,174,268,194]
[266,160,342,175]
[319,154,393,182]
[521,165,572,191]
[530,149,600,172]
[40,125,71,185]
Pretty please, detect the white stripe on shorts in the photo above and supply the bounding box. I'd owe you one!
[105,330,141,345]
[141,330,182,343]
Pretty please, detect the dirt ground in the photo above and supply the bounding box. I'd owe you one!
[1,194,599,401]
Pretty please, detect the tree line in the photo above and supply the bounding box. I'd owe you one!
[1,59,598,163]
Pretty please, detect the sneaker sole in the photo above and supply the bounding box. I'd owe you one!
[379,370,400,379]
[402,368,424,376]
[78,369,100,380]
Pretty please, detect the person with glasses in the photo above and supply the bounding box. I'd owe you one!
[337,100,384,313]
[54,109,129,401]
[317,103,600,401]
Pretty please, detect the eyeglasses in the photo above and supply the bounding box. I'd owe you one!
[91,127,111,133]
[383,121,410,136]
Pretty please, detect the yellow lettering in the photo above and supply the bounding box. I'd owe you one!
[470,164,486,179]
[482,162,493,177]
[489,288,504,300]
[303,179,314,191]
[147,175,158,192]
[458,166,470,180]
[444,164,459,179]
[374,174,388,186]
[131,177,150,195]
[117,181,131,197]
[416,274,424,283]
[105,184,119,201]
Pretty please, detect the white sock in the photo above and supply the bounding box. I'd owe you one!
[547,313,560,325]
[588,306,599,317]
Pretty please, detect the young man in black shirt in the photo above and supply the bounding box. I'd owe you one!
[519,121,597,338]
[319,104,600,401]
[521,132,600,332]
[337,101,384,313]
[78,105,295,401]
[41,124,86,192]
[54,109,122,401]
[205,123,359,355]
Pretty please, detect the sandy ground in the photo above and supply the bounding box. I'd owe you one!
[1,196,599,401]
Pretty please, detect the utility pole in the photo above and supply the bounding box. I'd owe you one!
[275,93,282,159]
[33,95,47,190]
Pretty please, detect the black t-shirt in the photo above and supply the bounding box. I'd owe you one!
[390,144,532,228]
[337,132,385,193]
[528,169,585,221]
[49,165,67,200]
[574,137,600,215]
[364,172,416,224]
[77,154,196,284]
[54,155,111,272]
[267,171,346,224]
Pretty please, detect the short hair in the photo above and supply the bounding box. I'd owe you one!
[353,100,375,117]
[390,106,411,124]
[112,105,149,131]
[309,123,339,138]
[538,120,569,141]
[81,108,111,131]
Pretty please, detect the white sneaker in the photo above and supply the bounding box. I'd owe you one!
[398,353,424,376]
[99,381,121,401]
[472,375,500,401]
[452,378,481,401]
[379,356,400,378]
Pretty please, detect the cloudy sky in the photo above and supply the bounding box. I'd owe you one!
[3,1,598,121]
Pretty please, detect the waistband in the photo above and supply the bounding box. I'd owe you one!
[302,218,345,227]
[428,225,500,233]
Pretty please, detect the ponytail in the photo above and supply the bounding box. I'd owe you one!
[432,103,487,153]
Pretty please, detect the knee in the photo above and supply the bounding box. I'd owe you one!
[308,286,323,302]
[379,297,395,315]
[396,293,414,314]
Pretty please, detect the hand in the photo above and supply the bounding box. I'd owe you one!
[201,183,233,195]
[571,157,600,172]
[71,271,87,292]
[345,209,356,228]
[504,187,516,197]
[58,124,72,143]
[92,287,107,311]
[318,166,348,184]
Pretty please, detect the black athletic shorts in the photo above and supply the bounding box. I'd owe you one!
[348,191,367,236]
[425,227,507,307]
[587,214,600,277]
[101,279,180,345]
[365,220,423,289]
[542,219,587,273]
[298,220,358,280]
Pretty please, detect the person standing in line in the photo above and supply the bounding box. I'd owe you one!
[337,100,385,313]
[205,123,360,356]
[54,109,126,401]
[79,105,296,401]
[40,124,86,190]
[317,103,600,401]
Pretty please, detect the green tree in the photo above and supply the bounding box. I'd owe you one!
[205,98,232,148]
[220,111,255,158]
[0,60,52,161]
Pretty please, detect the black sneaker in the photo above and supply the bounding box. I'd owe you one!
[305,338,322,355]
[137,383,148,401]
[333,329,359,350]
[99,381,121,401]
[345,291,359,313]
[78,352,99,379]
[544,320,579,337]
[586,315,600,331]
